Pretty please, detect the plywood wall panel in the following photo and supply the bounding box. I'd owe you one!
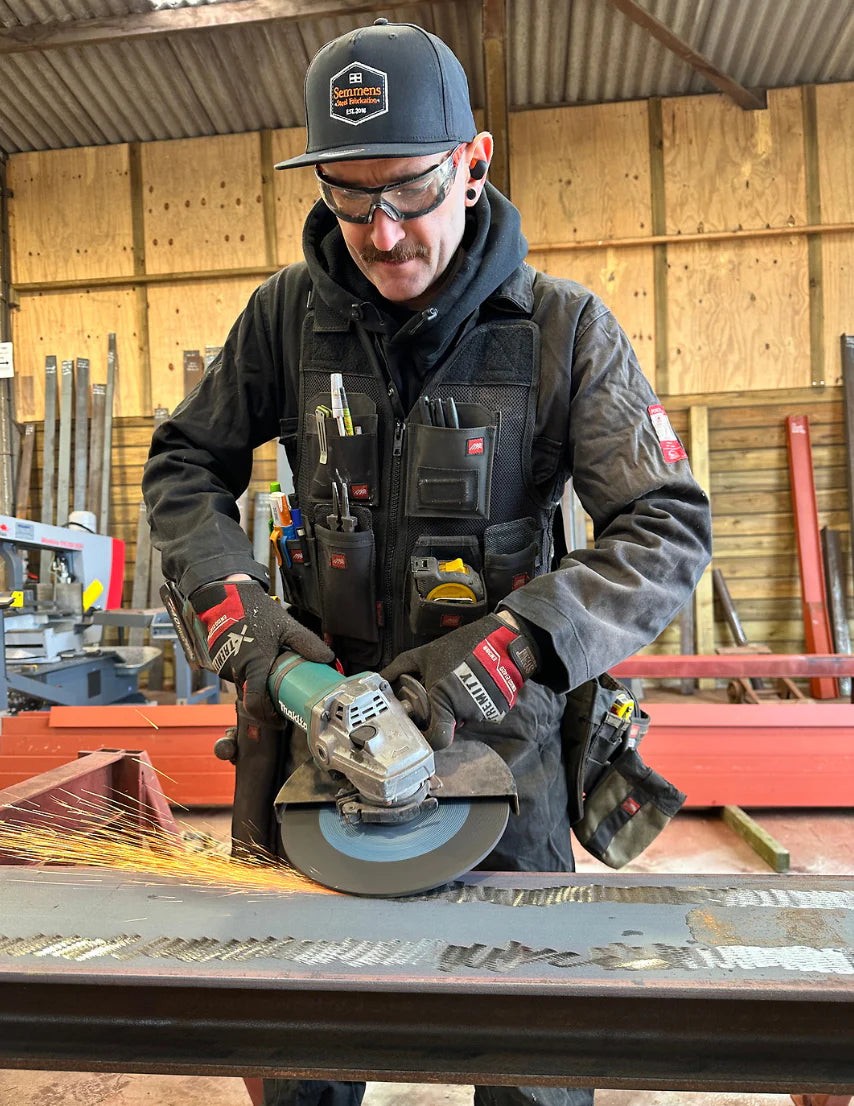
[8,146,135,285]
[666,237,811,394]
[146,277,267,413]
[527,245,656,386]
[711,441,843,476]
[510,101,652,243]
[271,128,319,267]
[141,134,267,275]
[815,82,854,224]
[12,289,141,420]
[822,232,854,386]
[662,87,807,233]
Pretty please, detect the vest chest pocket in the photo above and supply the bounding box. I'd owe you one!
[305,391,380,506]
[404,402,496,519]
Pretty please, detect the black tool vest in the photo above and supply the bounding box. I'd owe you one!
[280,291,560,672]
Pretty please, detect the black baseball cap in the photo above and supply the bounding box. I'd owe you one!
[275,19,477,170]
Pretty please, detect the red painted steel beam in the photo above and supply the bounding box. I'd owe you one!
[0,705,236,806]
[786,415,838,698]
[0,750,181,863]
[642,702,854,807]
[611,654,854,678]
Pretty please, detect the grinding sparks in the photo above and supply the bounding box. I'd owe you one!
[0,786,329,897]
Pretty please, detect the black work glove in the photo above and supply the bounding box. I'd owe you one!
[191,579,334,723]
[381,613,540,749]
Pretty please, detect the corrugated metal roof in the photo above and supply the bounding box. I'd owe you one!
[0,0,852,155]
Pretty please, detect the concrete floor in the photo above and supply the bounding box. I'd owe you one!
[2,724,852,1104]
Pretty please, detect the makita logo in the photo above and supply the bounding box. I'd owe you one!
[621,796,641,816]
[351,483,369,499]
[453,662,504,722]
[330,553,347,569]
[211,625,254,672]
[278,701,308,732]
[467,437,484,455]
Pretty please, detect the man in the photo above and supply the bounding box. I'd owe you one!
[143,18,712,1106]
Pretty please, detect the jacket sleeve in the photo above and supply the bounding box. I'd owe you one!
[142,275,290,598]
[499,302,712,691]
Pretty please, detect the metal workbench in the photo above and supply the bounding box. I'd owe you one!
[0,868,852,1093]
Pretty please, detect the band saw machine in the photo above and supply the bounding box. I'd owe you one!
[0,514,159,709]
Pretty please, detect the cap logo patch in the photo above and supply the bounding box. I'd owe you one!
[330,62,388,126]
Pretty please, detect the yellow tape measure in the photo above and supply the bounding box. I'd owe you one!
[425,558,478,603]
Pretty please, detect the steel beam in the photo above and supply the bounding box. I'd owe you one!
[0,869,852,1092]
[640,701,854,807]
[611,653,854,678]
[0,750,180,861]
[787,415,837,698]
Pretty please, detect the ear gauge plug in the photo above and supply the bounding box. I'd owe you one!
[469,158,488,180]
[466,187,477,201]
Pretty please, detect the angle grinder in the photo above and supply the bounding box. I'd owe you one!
[162,582,517,897]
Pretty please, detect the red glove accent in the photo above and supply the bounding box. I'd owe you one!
[191,579,333,723]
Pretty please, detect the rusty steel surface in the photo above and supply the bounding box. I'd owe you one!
[0,868,852,1091]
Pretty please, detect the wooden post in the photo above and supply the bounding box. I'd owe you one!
[689,405,715,689]
[482,0,510,199]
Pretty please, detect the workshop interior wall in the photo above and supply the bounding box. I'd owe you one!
[648,387,850,658]
[6,81,854,657]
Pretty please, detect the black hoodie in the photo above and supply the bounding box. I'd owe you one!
[302,183,529,407]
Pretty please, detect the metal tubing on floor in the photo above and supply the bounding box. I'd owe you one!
[0,869,852,1093]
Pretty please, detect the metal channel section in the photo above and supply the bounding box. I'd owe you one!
[612,653,854,678]
[0,869,852,1093]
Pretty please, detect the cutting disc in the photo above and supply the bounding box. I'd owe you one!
[279,798,509,897]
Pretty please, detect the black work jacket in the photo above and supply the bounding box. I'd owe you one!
[143,212,712,690]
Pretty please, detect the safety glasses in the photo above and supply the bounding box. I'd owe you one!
[316,145,463,223]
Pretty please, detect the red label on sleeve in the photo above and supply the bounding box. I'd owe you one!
[467,437,484,455]
[330,553,347,570]
[621,796,641,816]
[648,404,687,463]
[351,484,369,499]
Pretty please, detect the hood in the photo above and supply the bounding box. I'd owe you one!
[302,183,530,376]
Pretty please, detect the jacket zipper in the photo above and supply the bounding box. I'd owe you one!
[386,417,406,659]
[355,322,407,664]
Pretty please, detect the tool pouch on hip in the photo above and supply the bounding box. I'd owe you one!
[562,673,686,869]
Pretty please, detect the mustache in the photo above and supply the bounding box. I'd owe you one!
[360,242,429,264]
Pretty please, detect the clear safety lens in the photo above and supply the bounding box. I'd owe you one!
[316,146,461,223]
